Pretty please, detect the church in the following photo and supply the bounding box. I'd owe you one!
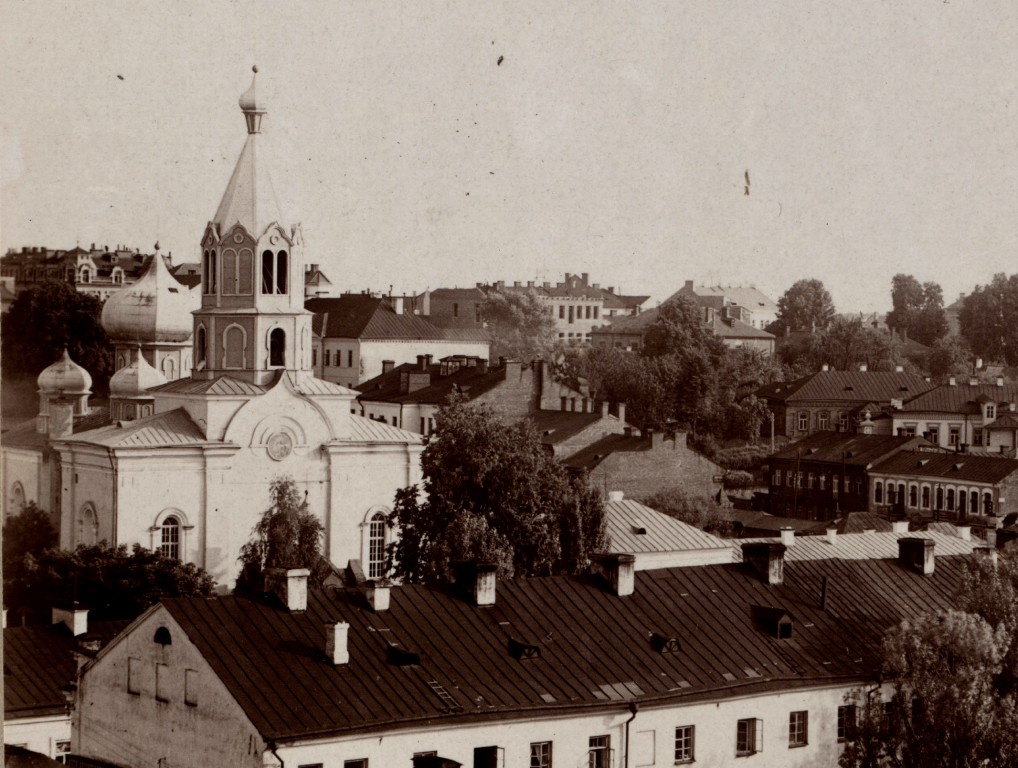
[2,70,423,587]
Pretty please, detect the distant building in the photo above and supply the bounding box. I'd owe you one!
[672,280,779,330]
[0,244,175,301]
[303,263,334,298]
[308,294,490,388]
[414,287,488,329]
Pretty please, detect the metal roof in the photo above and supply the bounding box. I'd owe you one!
[63,408,207,448]
[149,375,266,397]
[308,296,454,341]
[157,553,969,741]
[605,498,731,555]
[733,530,976,561]
[870,451,1018,484]
[770,432,930,466]
[757,370,935,404]
[356,361,506,406]
[900,382,1018,413]
[342,415,424,444]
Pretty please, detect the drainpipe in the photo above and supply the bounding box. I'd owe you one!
[268,742,285,768]
[624,701,639,767]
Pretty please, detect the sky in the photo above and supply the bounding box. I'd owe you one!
[1,1,1016,313]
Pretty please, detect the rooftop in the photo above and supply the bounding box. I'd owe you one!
[770,432,934,466]
[757,370,936,404]
[870,450,1018,484]
[900,380,1018,414]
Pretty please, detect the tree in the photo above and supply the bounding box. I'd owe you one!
[770,278,836,334]
[640,487,734,537]
[235,477,329,594]
[1,280,114,392]
[479,289,559,362]
[387,398,606,584]
[925,335,972,378]
[4,541,215,624]
[959,273,1018,366]
[886,274,949,346]
[3,502,58,577]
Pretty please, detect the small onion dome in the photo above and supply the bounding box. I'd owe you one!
[101,253,198,343]
[238,65,263,113]
[109,354,167,398]
[38,349,92,395]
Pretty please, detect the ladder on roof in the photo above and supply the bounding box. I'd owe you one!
[426,679,463,713]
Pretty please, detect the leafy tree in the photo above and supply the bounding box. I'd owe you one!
[479,289,559,362]
[770,278,836,334]
[925,335,973,379]
[387,398,606,584]
[642,295,725,360]
[640,487,733,537]
[886,274,949,346]
[235,476,329,594]
[1,280,114,392]
[3,502,58,578]
[4,541,214,624]
[959,273,1018,366]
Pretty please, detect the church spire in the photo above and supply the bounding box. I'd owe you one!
[239,65,265,134]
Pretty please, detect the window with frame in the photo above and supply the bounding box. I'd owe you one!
[874,480,883,504]
[298,764,324,768]
[818,411,830,430]
[838,704,857,742]
[773,470,782,486]
[974,428,984,446]
[807,472,815,489]
[343,761,367,768]
[921,486,931,509]
[674,725,695,763]
[589,735,611,768]
[530,741,552,768]
[788,710,808,747]
[949,426,961,446]
[736,718,762,756]
[348,350,354,368]
[986,404,996,420]
[909,485,918,507]
[368,513,386,579]
[903,424,916,437]
[160,516,181,560]
[927,423,940,442]
[797,411,808,431]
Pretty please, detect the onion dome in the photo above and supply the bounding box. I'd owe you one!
[238,65,265,134]
[38,349,92,394]
[101,251,199,343]
[109,354,167,398]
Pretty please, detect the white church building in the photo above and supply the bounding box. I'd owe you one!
[2,70,423,588]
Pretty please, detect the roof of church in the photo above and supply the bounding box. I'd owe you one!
[100,253,199,343]
[60,408,207,448]
[283,371,357,397]
[148,375,266,397]
[343,415,425,444]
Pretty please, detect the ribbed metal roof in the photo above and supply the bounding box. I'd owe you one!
[157,553,969,741]
[900,382,1018,413]
[342,415,424,444]
[770,431,929,466]
[149,375,265,396]
[605,498,730,555]
[64,408,207,448]
[758,370,935,404]
[733,530,976,561]
[870,451,1018,484]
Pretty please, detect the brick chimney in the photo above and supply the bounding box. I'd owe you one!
[454,561,497,606]
[264,568,310,611]
[325,621,350,665]
[381,360,395,374]
[591,553,636,597]
[898,538,935,575]
[741,542,786,585]
[365,579,392,612]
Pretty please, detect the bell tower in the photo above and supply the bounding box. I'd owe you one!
[191,67,313,386]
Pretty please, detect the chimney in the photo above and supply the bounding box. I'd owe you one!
[581,272,589,285]
[997,376,1005,387]
[454,561,497,606]
[895,365,904,373]
[821,363,829,372]
[477,358,488,374]
[513,281,521,288]
[969,377,979,386]
[948,377,956,386]
[650,429,664,448]
[825,525,838,545]
[617,402,626,424]
[956,525,971,541]
[779,527,795,546]
[591,553,636,597]
[365,579,392,611]
[623,426,633,438]
[891,520,909,534]
[417,354,427,370]
[381,360,395,374]
[424,354,433,367]
[898,538,935,575]
[859,364,868,372]
[608,490,624,502]
[601,401,609,418]
[393,296,404,315]
[421,290,431,317]
[684,280,693,291]
[527,280,534,288]
[741,542,786,585]
[264,567,309,611]
[52,605,89,636]
[325,621,350,665]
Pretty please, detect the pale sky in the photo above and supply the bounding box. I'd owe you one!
[1,1,1016,313]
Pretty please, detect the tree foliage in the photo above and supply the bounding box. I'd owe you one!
[235,476,329,594]
[639,487,733,537]
[1,280,114,392]
[779,317,918,374]
[925,335,973,379]
[959,273,1018,366]
[3,537,214,625]
[387,398,607,584]
[479,289,559,362]
[770,278,836,334]
[886,274,949,346]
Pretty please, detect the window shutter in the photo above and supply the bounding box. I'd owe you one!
[754,719,764,752]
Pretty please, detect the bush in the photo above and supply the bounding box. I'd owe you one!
[721,470,756,488]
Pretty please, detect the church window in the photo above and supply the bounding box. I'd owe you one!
[222,250,238,293]
[224,325,246,369]
[262,250,274,294]
[269,328,286,367]
[162,357,175,380]
[196,326,207,368]
[79,504,99,546]
[160,516,180,560]
[276,251,288,294]
[238,250,253,294]
[368,513,387,579]
[9,482,26,516]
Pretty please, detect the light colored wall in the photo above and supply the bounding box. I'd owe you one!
[74,608,266,768]
[2,446,49,518]
[3,714,70,759]
[320,339,490,388]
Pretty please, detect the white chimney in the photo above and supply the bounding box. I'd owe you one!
[779,527,795,546]
[608,490,624,502]
[859,364,868,372]
[891,520,909,534]
[52,606,89,636]
[393,296,404,315]
[956,525,971,541]
[325,621,350,665]
[592,553,635,596]
[821,363,829,372]
[825,526,838,545]
[264,568,310,612]
[365,579,391,612]
[948,377,956,386]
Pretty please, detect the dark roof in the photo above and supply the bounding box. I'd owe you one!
[529,410,615,446]
[900,382,1018,414]
[870,451,1018,484]
[157,554,967,741]
[986,413,1018,430]
[836,512,893,534]
[307,296,452,341]
[727,510,829,534]
[771,432,933,466]
[1,407,112,451]
[757,370,935,404]
[4,745,66,768]
[356,360,506,405]
[563,432,652,470]
[707,314,775,340]
[5,621,127,720]
[423,287,488,301]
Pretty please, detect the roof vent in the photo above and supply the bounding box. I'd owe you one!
[591,553,636,596]
[741,542,785,585]
[632,526,647,535]
[388,644,421,667]
[650,632,681,654]
[508,638,542,660]
[898,537,935,575]
[917,459,929,467]
[953,462,965,471]
[608,490,624,502]
[750,605,794,639]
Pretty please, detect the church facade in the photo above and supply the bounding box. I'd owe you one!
[4,70,423,588]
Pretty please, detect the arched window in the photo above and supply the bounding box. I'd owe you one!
[971,491,979,516]
[162,357,175,380]
[276,251,288,294]
[79,504,98,546]
[196,326,207,368]
[921,486,930,509]
[935,486,944,511]
[238,250,253,294]
[223,325,246,369]
[368,513,387,579]
[261,250,273,294]
[80,268,91,284]
[222,249,238,294]
[947,488,955,511]
[160,516,180,560]
[874,480,883,504]
[959,490,967,515]
[269,328,286,367]
[983,493,994,516]
[9,482,26,516]
[909,485,918,508]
